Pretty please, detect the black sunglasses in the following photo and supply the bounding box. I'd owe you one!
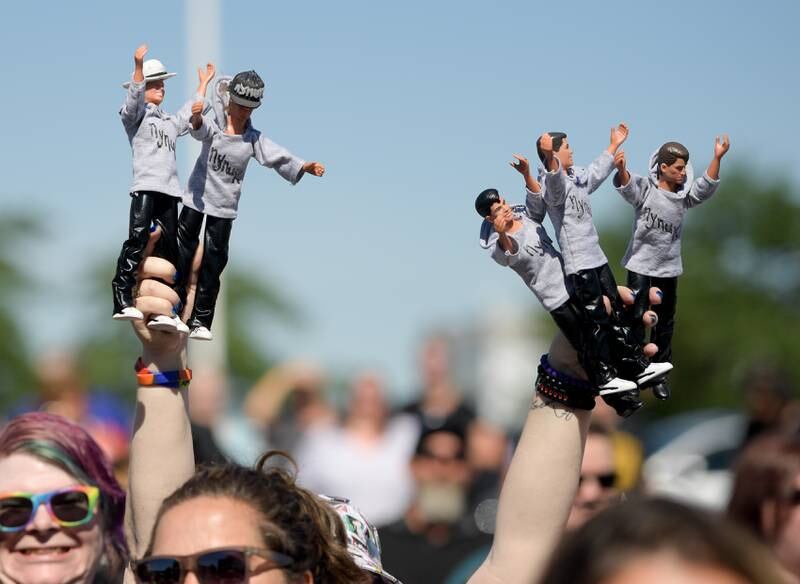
[134,547,294,584]
[578,472,617,489]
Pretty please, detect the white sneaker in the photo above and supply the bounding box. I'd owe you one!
[598,377,638,395]
[174,317,190,335]
[189,326,213,341]
[113,307,143,321]
[147,315,179,333]
[636,362,674,386]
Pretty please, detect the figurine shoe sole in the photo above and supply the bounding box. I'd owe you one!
[189,326,213,341]
[113,307,144,321]
[636,362,674,386]
[597,377,638,395]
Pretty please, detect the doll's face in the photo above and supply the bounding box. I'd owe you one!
[554,139,574,170]
[659,158,687,186]
[229,101,254,125]
[145,80,165,106]
[488,199,514,229]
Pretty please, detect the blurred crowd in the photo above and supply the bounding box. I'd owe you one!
[2,331,800,583]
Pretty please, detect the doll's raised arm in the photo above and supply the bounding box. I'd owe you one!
[120,44,148,129]
[510,154,541,193]
[612,150,648,207]
[176,63,216,135]
[686,135,729,208]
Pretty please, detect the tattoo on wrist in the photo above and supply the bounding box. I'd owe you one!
[530,395,574,421]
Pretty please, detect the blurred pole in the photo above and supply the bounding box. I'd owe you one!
[185,0,227,373]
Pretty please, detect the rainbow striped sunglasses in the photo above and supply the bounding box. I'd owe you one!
[0,486,100,532]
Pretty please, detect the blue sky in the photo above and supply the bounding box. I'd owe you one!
[1,0,798,396]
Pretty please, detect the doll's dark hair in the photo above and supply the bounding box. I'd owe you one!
[475,188,501,218]
[656,141,690,176]
[148,452,368,583]
[537,132,568,164]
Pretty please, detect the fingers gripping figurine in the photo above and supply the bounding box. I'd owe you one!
[535,126,673,405]
[112,44,215,333]
[476,155,643,417]
[175,70,325,341]
[613,136,730,399]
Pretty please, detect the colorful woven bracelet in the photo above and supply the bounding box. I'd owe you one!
[135,357,192,388]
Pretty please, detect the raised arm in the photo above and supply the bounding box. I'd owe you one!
[176,63,216,135]
[584,123,628,194]
[539,133,567,206]
[468,287,662,584]
[510,154,541,193]
[124,230,201,574]
[120,44,148,129]
[687,135,729,208]
[612,150,648,207]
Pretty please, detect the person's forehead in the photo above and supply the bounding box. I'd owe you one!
[0,453,78,493]
[581,434,614,472]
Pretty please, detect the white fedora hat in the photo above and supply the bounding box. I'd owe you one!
[122,59,177,88]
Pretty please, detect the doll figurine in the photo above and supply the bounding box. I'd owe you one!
[112,43,215,333]
[477,154,643,415]
[176,70,325,341]
[535,127,673,400]
[613,136,730,399]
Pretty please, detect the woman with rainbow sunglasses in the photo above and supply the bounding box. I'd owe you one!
[0,413,126,583]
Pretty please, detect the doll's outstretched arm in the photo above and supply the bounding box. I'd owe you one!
[539,133,567,206]
[510,154,541,193]
[686,135,729,208]
[120,44,148,129]
[253,134,309,184]
[583,123,627,194]
[706,134,730,181]
[612,151,647,206]
[176,64,216,134]
[467,287,662,584]
[133,44,146,83]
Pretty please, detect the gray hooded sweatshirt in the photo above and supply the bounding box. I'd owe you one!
[120,79,198,198]
[538,151,615,275]
[183,75,306,220]
[480,202,570,312]
[616,151,720,278]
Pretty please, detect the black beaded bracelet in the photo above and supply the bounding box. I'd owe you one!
[535,354,598,411]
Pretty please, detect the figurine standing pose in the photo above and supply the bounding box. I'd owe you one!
[112,43,215,333]
[613,136,730,399]
[176,70,325,340]
[477,154,640,408]
[535,127,672,402]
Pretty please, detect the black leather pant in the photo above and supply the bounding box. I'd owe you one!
[626,271,678,363]
[111,191,178,315]
[176,206,232,330]
[550,299,614,387]
[570,264,648,381]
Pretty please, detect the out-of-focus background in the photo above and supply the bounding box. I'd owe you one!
[1,1,799,582]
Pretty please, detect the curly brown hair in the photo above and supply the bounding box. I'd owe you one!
[148,452,369,583]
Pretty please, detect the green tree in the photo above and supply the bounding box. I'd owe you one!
[594,167,800,414]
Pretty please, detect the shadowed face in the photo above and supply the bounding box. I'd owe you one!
[554,138,574,170]
[567,433,619,530]
[659,158,688,187]
[145,79,165,106]
[0,454,104,584]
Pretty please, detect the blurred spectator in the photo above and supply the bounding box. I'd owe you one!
[11,349,130,482]
[465,419,508,522]
[728,432,800,581]
[379,427,492,584]
[741,364,797,445]
[296,370,417,526]
[403,335,476,440]
[566,423,624,530]
[244,360,336,454]
[592,399,644,491]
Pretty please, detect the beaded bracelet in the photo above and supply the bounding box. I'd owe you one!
[134,357,192,389]
[535,354,598,411]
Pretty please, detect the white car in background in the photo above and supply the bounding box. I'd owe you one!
[641,409,747,510]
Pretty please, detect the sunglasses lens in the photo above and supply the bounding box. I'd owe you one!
[196,550,248,584]
[136,558,182,584]
[598,473,617,488]
[51,491,91,524]
[0,497,34,529]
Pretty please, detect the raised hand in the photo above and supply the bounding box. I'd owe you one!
[614,150,626,172]
[539,133,554,157]
[510,154,530,176]
[303,162,325,177]
[609,122,629,149]
[198,62,216,91]
[133,44,148,83]
[714,134,730,159]
[190,101,204,130]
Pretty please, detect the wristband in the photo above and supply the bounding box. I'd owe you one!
[135,357,192,388]
[535,354,597,411]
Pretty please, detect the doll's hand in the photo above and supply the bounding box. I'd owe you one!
[539,133,554,157]
[134,44,148,66]
[609,122,629,149]
[198,63,216,87]
[613,150,626,172]
[191,101,204,116]
[509,154,531,177]
[303,162,325,177]
[714,134,730,159]
[190,101,204,129]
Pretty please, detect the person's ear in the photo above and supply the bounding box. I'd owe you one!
[660,162,668,174]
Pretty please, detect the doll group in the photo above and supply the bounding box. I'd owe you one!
[111,44,325,341]
[476,124,730,415]
[111,44,729,416]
